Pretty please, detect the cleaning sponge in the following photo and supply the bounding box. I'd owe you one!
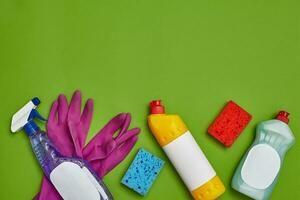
[121,148,165,196]
[208,100,252,147]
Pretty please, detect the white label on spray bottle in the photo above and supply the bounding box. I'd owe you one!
[241,144,281,190]
[163,131,216,191]
[50,162,101,200]
[82,167,108,200]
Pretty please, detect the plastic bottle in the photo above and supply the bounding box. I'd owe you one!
[11,98,113,200]
[232,111,295,200]
[148,100,225,200]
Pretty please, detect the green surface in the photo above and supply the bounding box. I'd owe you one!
[0,0,299,199]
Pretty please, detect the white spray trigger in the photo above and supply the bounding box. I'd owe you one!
[11,98,41,133]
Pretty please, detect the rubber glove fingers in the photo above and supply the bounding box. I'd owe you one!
[99,113,130,140]
[96,135,139,178]
[113,134,139,166]
[115,127,140,145]
[83,140,117,162]
[83,113,130,160]
[47,96,74,157]
[114,113,132,139]
[47,100,59,128]
[83,130,140,162]
[80,99,93,135]
[101,121,140,178]
[83,112,141,178]
[57,94,68,125]
[47,94,68,127]
[68,90,82,123]
[68,90,94,157]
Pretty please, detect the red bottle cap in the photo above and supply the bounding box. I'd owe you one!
[275,111,290,124]
[150,100,165,114]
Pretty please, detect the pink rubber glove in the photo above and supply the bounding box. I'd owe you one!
[67,91,140,178]
[34,92,93,200]
[83,113,140,178]
[34,91,140,200]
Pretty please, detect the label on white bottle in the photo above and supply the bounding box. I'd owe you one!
[241,144,281,190]
[50,162,101,200]
[82,167,108,200]
[163,131,216,191]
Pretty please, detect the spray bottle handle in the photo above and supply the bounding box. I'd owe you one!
[28,109,47,122]
[11,97,46,133]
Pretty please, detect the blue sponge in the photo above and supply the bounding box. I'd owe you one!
[121,148,165,196]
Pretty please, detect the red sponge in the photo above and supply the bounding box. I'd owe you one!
[208,100,252,147]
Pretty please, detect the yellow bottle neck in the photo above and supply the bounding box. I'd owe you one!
[148,114,188,147]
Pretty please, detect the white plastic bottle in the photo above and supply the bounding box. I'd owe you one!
[232,111,295,200]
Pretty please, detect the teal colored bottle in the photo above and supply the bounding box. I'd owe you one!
[232,111,295,200]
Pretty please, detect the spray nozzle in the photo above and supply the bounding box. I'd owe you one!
[28,109,47,122]
[11,97,46,134]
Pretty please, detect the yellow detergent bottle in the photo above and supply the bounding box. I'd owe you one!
[148,100,225,200]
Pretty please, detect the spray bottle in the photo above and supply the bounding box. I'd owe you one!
[232,111,295,200]
[11,98,113,200]
[147,100,225,200]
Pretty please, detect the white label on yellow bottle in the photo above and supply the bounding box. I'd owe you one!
[241,144,281,190]
[163,131,216,191]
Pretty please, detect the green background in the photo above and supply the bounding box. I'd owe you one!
[0,0,299,199]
